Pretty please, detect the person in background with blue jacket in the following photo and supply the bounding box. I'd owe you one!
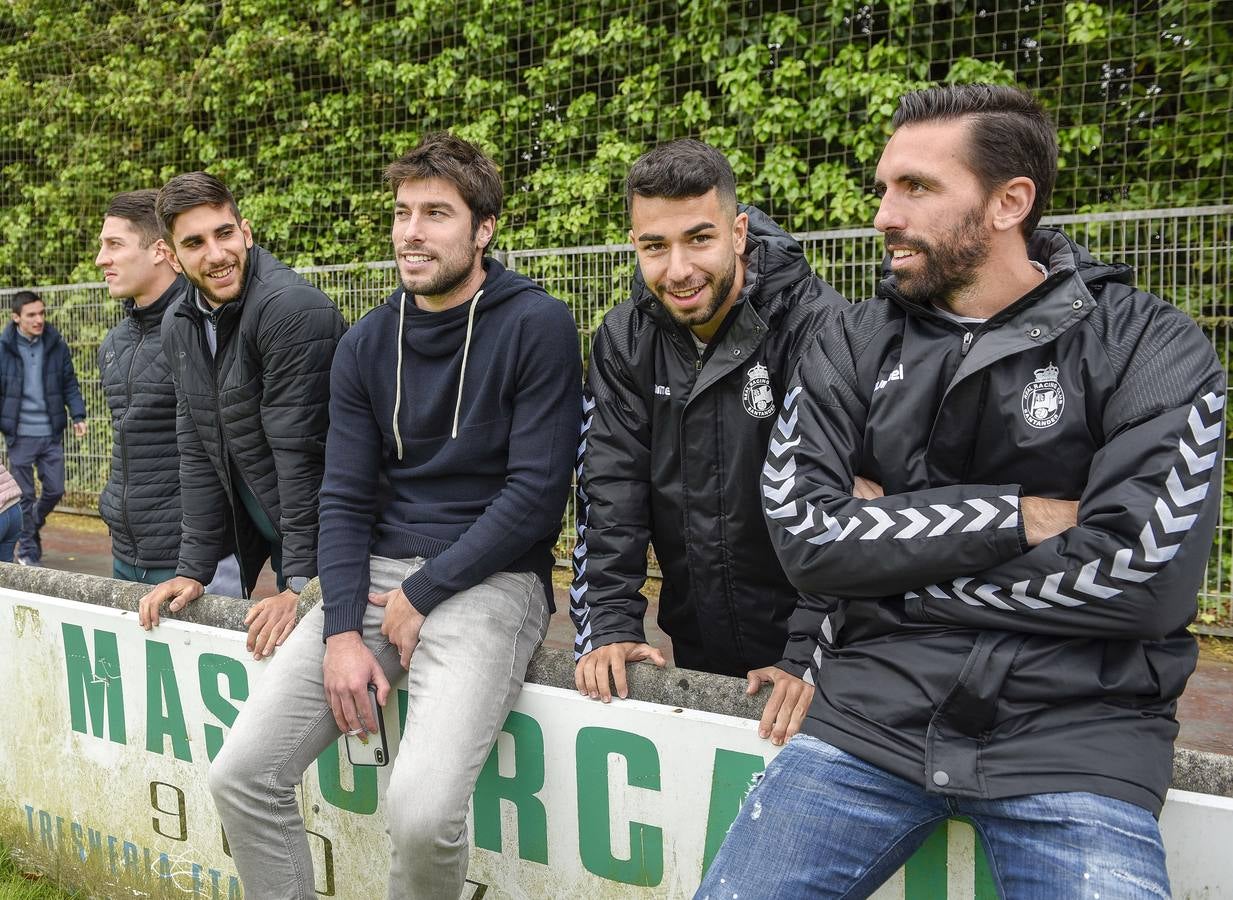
[0,290,87,566]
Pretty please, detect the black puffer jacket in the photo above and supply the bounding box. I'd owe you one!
[571,207,846,677]
[162,246,345,593]
[99,276,189,569]
[763,229,1225,814]
[0,322,86,440]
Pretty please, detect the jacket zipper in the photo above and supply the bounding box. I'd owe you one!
[119,318,145,559]
[961,330,974,355]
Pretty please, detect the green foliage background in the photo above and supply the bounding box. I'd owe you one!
[0,0,1229,286]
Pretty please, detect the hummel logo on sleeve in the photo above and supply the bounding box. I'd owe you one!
[654,384,672,397]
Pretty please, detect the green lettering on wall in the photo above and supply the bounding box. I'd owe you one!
[575,726,664,887]
[474,711,549,864]
[316,741,377,815]
[62,623,126,744]
[145,640,191,762]
[701,748,765,875]
[199,653,249,762]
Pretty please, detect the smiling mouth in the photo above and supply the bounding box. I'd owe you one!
[207,264,236,281]
[401,253,433,264]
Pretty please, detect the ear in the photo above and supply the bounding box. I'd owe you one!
[164,244,184,274]
[474,216,496,252]
[152,238,173,267]
[731,211,749,256]
[240,219,254,249]
[990,177,1036,233]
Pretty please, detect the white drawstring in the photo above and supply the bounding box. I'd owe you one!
[392,290,407,459]
[452,289,483,438]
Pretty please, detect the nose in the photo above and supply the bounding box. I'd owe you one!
[95,247,109,267]
[399,214,425,246]
[873,193,903,234]
[664,244,692,284]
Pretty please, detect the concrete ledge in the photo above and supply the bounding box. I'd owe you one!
[4,562,1227,798]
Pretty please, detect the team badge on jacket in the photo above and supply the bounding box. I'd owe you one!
[743,362,776,418]
[1022,362,1064,429]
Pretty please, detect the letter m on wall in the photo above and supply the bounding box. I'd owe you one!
[62,624,126,744]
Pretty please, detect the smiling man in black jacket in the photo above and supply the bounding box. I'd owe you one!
[571,139,845,746]
[137,173,345,661]
[700,84,1224,899]
[96,189,240,595]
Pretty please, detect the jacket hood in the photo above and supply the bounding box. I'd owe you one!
[2,320,63,352]
[631,203,814,318]
[383,257,542,358]
[384,256,549,451]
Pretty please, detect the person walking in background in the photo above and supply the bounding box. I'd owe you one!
[96,189,242,594]
[0,463,23,562]
[0,290,87,566]
[137,173,345,660]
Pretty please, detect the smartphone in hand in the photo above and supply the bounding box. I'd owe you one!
[345,683,389,767]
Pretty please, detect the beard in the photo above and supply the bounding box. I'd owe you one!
[885,205,990,306]
[188,255,248,307]
[654,253,738,330]
[399,246,477,299]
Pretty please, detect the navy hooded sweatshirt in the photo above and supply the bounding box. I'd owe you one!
[318,258,582,639]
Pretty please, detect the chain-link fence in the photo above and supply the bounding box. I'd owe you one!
[1,205,1229,630]
[1,1,1230,284]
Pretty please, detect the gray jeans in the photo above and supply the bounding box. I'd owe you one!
[208,555,548,899]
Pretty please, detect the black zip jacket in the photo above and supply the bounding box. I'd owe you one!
[762,229,1225,814]
[162,245,346,593]
[0,322,86,440]
[572,206,846,677]
[99,275,190,569]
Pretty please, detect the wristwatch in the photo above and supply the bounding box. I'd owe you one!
[286,576,310,594]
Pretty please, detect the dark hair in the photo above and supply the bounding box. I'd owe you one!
[11,290,41,315]
[625,139,737,216]
[155,172,242,237]
[892,84,1058,235]
[383,133,503,245]
[105,189,163,248]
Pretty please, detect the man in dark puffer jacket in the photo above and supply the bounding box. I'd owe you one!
[137,173,345,661]
[96,189,240,593]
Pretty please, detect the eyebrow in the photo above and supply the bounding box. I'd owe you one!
[634,220,718,243]
[395,200,457,213]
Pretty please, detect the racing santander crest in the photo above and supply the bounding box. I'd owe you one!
[1022,362,1064,429]
[742,362,776,419]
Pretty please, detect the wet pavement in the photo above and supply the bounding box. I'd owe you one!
[31,513,1233,755]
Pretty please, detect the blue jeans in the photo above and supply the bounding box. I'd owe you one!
[697,734,1171,900]
[0,503,21,562]
[8,434,65,562]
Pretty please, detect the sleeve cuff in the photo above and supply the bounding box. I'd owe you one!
[401,569,454,616]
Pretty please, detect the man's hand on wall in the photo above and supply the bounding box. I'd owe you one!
[746,667,814,746]
[243,589,299,660]
[137,575,204,629]
[72,421,86,438]
[575,642,667,703]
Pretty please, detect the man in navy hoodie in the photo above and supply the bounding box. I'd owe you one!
[209,133,582,899]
